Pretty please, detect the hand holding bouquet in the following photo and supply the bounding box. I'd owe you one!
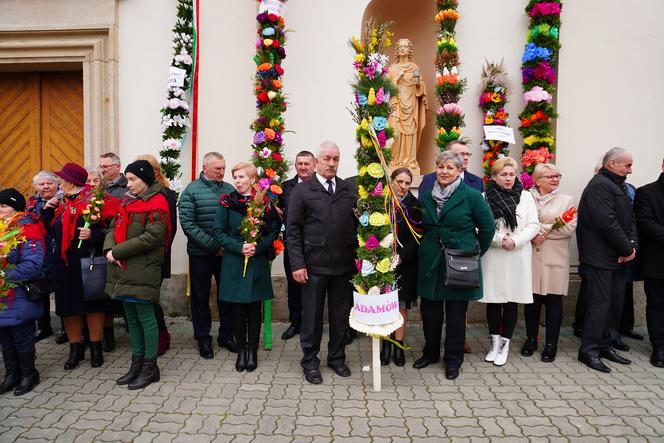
[239,187,269,277]
[78,186,106,248]
[0,214,26,311]
[543,206,577,236]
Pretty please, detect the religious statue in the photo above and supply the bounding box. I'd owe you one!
[388,38,428,175]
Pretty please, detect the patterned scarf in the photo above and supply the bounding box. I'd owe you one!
[530,187,558,211]
[486,178,523,232]
[431,176,462,215]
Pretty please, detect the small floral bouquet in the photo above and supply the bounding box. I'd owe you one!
[239,187,270,277]
[78,185,106,248]
[543,206,577,236]
[0,214,26,311]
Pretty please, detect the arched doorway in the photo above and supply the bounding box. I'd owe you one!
[362,0,439,176]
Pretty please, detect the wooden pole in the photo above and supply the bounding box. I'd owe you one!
[372,336,381,391]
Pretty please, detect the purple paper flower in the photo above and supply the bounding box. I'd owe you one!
[274,132,283,144]
[377,131,387,147]
[258,178,271,189]
[253,131,266,144]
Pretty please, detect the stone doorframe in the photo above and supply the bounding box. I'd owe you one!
[0,29,118,160]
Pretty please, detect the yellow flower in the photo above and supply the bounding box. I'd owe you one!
[367,88,376,106]
[384,213,391,225]
[354,53,365,63]
[359,165,367,176]
[360,118,369,131]
[523,135,554,146]
[356,285,366,295]
[369,212,386,226]
[351,36,364,53]
[367,163,384,178]
[376,258,391,273]
[357,235,365,247]
[269,118,279,128]
[361,134,372,148]
[358,185,368,199]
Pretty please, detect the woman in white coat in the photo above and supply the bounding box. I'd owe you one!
[521,164,577,362]
[481,157,539,366]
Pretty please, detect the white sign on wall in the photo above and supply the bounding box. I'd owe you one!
[259,0,285,16]
[483,125,516,144]
[352,290,400,325]
[168,67,187,88]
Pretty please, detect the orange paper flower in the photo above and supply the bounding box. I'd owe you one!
[258,63,272,72]
[264,128,276,140]
[265,168,276,179]
[272,239,285,256]
[269,184,283,195]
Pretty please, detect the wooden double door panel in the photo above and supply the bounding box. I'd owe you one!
[0,71,84,196]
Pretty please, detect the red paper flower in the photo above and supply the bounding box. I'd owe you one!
[257,92,269,103]
[267,13,278,22]
[274,64,284,75]
[561,207,577,223]
[272,152,283,161]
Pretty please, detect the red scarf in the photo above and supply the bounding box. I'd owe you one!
[113,192,171,267]
[54,186,119,261]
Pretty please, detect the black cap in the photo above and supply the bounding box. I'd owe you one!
[0,188,26,212]
[125,160,155,187]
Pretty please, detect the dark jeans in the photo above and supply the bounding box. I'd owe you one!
[580,265,626,358]
[230,302,262,351]
[524,294,563,345]
[645,278,664,351]
[189,255,233,344]
[486,302,518,339]
[420,298,468,369]
[300,273,352,370]
[283,248,302,327]
[0,321,36,353]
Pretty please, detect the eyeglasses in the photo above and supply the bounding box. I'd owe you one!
[99,164,119,169]
[459,152,472,157]
[542,174,562,180]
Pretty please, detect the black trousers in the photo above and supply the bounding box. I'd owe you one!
[573,277,588,332]
[420,298,468,369]
[300,273,352,370]
[37,294,53,332]
[486,302,518,339]
[283,248,302,327]
[189,255,233,344]
[620,282,635,333]
[580,265,626,358]
[645,278,664,351]
[524,294,563,345]
[230,302,262,351]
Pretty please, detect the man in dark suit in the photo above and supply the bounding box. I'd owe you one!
[279,150,317,340]
[286,141,358,384]
[419,141,484,197]
[634,157,664,367]
[577,147,637,373]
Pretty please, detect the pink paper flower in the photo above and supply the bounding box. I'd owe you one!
[375,87,385,105]
[258,178,271,189]
[365,235,380,250]
[520,172,534,189]
[529,2,561,17]
[440,103,464,115]
[355,259,362,272]
[523,86,552,104]
[370,182,383,196]
[376,130,387,147]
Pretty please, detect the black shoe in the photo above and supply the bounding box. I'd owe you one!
[600,349,631,365]
[64,342,83,370]
[344,329,357,346]
[35,327,54,342]
[235,349,247,372]
[14,351,39,396]
[128,357,160,390]
[445,367,460,380]
[246,349,257,372]
[413,355,438,369]
[393,341,405,367]
[651,349,664,368]
[55,332,68,345]
[541,344,557,363]
[380,340,391,366]
[117,354,143,385]
[90,341,104,368]
[612,340,630,352]
[304,368,322,384]
[520,338,537,357]
[217,337,238,353]
[622,330,644,341]
[281,324,300,341]
[199,342,214,359]
[327,363,351,377]
[103,327,115,352]
[0,349,19,395]
[578,354,611,373]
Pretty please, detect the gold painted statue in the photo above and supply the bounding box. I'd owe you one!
[388,38,428,175]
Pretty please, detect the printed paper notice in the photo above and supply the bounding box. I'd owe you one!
[168,67,187,88]
[483,126,516,144]
[259,0,285,16]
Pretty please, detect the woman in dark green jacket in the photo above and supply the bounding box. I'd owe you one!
[413,151,495,380]
[214,163,280,373]
[104,160,170,390]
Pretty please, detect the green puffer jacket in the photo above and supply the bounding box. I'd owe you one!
[104,183,168,303]
[179,173,235,256]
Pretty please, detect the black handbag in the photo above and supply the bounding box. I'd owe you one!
[80,252,109,301]
[439,235,481,289]
[20,274,55,302]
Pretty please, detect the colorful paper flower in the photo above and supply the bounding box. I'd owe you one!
[372,116,388,131]
[365,235,380,250]
[369,212,386,226]
[367,163,384,178]
[361,260,376,277]
[376,258,391,273]
[359,212,369,226]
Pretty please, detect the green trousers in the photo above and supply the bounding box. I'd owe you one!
[122,301,158,360]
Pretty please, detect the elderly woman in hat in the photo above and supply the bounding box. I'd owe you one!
[104,160,170,390]
[52,162,118,371]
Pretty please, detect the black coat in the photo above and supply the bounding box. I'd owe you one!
[634,173,664,279]
[395,192,422,305]
[577,168,637,270]
[161,187,178,279]
[286,176,358,276]
[279,176,299,232]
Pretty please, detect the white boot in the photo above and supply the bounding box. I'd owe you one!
[485,334,500,362]
[493,337,510,366]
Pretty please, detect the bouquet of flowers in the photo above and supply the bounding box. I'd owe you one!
[239,187,270,277]
[78,185,106,248]
[543,206,576,236]
[0,214,26,312]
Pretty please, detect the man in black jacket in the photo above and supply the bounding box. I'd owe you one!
[279,150,316,340]
[634,157,664,367]
[577,147,637,373]
[286,141,358,384]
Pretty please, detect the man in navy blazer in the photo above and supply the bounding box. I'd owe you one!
[418,141,484,198]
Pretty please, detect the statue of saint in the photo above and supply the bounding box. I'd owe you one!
[388,38,428,175]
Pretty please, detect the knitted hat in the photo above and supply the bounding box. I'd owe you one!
[54,162,88,187]
[125,160,155,187]
[0,188,26,212]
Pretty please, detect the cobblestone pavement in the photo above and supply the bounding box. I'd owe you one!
[1,318,663,442]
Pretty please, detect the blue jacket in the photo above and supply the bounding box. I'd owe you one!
[0,217,44,327]
[419,170,484,201]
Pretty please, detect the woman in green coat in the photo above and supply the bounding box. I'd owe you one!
[214,163,280,373]
[104,160,170,390]
[413,151,495,380]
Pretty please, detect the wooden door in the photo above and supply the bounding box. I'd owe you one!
[0,71,83,196]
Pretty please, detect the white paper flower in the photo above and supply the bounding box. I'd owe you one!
[260,147,271,158]
[163,138,182,150]
[361,260,376,277]
[379,233,393,249]
[170,177,183,192]
[367,286,381,296]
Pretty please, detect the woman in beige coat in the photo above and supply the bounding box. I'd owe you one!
[521,164,577,362]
